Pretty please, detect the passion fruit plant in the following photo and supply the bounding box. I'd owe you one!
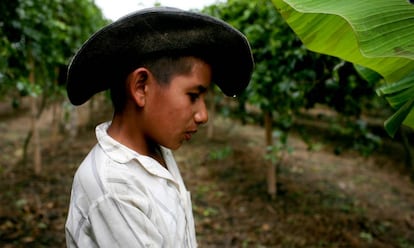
[273,0,414,137]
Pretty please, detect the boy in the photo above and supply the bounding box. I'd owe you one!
[65,7,253,247]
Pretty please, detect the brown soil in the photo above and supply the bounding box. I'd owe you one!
[0,102,413,247]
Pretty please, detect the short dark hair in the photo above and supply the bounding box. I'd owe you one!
[110,56,198,113]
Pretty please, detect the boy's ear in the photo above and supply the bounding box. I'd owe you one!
[127,67,150,107]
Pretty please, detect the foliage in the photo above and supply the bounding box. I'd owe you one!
[204,0,317,152]
[3,114,413,247]
[329,118,382,156]
[265,130,293,164]
[0,0,108,104]
[203,0,379,155]
[208,146,233,161]
[305,61,377,117]
[272,0,414,137]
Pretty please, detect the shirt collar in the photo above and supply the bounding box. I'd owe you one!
[95,122,178,185]
[96,121,135,164]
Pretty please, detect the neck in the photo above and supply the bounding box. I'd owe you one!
[107,112,166,167]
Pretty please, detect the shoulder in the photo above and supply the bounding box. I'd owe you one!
[71,144,109,202]
[73,144,153,201]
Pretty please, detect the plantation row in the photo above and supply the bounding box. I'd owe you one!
[1,0,413,186]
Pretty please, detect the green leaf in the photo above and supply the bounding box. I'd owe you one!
[354,65,382,85]
[376,72,414,97]
[376,72,414,109]
[385,98,414,137]
[375,72,414,135]
[0,0,108,100]
[273,0,414,136]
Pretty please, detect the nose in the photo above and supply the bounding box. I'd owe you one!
[194,99,208,125]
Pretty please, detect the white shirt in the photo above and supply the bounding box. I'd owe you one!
[65,122,197,247]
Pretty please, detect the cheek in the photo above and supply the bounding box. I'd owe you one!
[165,95,194,119]
[149,101,185,129]
[166,104,193,124]
[149,89,194,125]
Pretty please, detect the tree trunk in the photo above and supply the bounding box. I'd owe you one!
[400,127,414,181]
[29,60,42,175]
[31,97,42,175]
[50,102,61,155]
[264,111,276,198]
[237,95,247,125]
[51,67,61,150]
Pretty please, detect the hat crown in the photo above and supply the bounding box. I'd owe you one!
[67,7,254,105]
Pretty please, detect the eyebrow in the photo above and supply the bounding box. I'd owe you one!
[194,85,208,93]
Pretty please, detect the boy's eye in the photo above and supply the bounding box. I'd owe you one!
[188,93,200,102]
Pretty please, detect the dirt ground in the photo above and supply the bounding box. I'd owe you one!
[0,101,413,247]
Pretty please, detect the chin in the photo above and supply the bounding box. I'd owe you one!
[163,142,182,151]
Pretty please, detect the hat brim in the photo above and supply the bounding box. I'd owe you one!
[66,7,254,105]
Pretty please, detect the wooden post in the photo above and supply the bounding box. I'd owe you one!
[51,68,61,153]
[400,127,414,181]
[29,58,42,175]
[50,101,61,155]
[264,111,276,198]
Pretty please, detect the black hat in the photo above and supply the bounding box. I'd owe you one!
[66,7,254,105]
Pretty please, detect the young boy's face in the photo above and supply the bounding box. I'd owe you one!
[142,58,211,150]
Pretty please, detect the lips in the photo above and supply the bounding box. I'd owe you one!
[184,130,197,141]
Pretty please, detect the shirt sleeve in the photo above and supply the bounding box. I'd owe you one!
[86,194,164,248]
[66,177,166,248]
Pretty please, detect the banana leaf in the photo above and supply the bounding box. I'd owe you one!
[273,0,414,137]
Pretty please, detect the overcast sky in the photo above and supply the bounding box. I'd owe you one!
[95,0,222,20]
